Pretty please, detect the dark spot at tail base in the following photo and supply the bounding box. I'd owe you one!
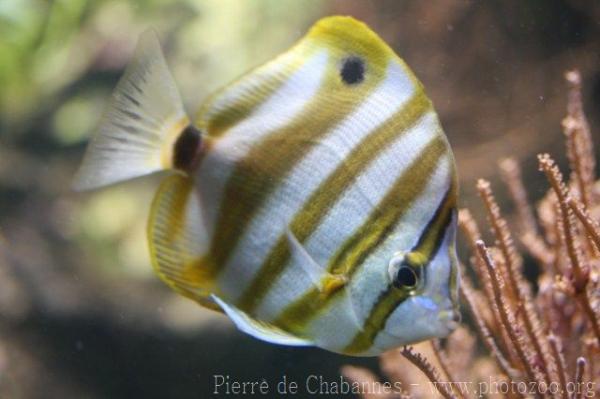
[173,125,202,171]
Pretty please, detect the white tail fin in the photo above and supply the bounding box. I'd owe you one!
[72,30,190,191]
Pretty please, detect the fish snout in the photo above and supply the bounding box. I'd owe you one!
[439,308,461,332]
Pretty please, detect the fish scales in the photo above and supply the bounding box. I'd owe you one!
[274,139,450,344]
[305,156,456,353]
[193,51,330,249]
[202,54,387,286]
[343,181,457,354]
[225,62,420,309]
[249,98,436,320]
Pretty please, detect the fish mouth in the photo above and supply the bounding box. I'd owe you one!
[377,308,461,344]
[439,308,461,332]
[369,308,460,354]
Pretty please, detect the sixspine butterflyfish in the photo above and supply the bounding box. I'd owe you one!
[73,16,460,356]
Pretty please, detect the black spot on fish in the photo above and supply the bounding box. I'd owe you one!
[173,125,202,171]
[340,56,365,85]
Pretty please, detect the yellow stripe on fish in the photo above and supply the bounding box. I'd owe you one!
[200,58,385,280]
[72,15,461,356]
[197,50,304,137]
[273,137,448,334]
[198,21,406,284]
[343,183,457,354]
[236,90,431,314]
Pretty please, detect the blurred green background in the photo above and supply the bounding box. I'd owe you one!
[0,1,598,398]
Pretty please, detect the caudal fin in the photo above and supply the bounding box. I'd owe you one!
[72,30,192,191]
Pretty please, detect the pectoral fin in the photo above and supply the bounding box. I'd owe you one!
[211,295,312,346]
[285,229,347,296]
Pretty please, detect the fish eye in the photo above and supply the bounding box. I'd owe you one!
[340,56,365,85]
[393,264,420,290]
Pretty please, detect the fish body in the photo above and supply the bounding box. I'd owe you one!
[73,16,460,356]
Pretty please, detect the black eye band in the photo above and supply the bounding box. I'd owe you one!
[340,56,365,85]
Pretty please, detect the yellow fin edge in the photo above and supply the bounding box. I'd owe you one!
[147,173,222,313]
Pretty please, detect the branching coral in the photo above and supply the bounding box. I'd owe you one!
[343,71,600,398]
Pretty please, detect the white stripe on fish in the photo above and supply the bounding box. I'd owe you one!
[218,60,416,301]
[255,110,440,319]
[194,50,330,242]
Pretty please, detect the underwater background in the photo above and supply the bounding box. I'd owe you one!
[0,1,599,398]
